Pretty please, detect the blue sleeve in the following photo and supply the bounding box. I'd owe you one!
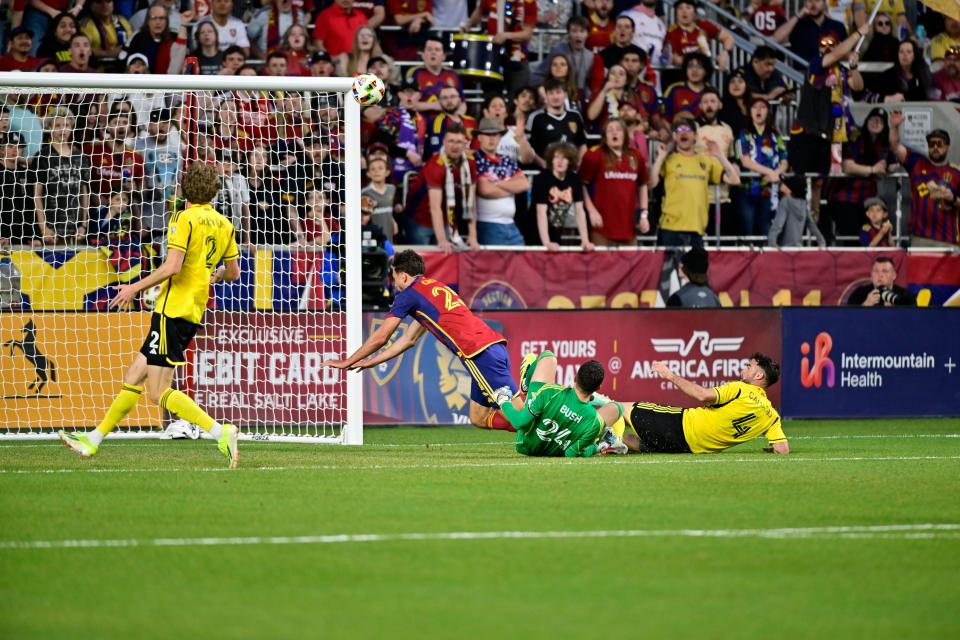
[388,287,418,319]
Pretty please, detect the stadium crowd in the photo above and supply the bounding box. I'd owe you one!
[0,0,958,256]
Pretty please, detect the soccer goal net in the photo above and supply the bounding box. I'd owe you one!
[0,72,363,444]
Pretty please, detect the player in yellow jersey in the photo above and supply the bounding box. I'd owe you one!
[59,163,243,468]
[610,352,789,455]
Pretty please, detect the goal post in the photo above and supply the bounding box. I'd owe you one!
[0,72,363,444]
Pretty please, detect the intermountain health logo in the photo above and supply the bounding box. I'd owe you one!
[800,332,836,389]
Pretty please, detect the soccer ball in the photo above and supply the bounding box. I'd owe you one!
[141,284,163,311]
[352,73,385,106]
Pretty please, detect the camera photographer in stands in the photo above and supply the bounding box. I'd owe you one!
[847,256,916,307]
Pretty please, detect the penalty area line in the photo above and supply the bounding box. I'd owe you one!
[2,523,959,551]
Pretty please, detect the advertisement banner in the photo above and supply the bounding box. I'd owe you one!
[186,312,346,426]
[0,313,158,428]
[362,309,781,424]
[781,308,960,417]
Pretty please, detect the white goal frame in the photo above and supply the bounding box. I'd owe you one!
[0,72,363,445]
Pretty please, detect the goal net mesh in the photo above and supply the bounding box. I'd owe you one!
[0,82,356,443]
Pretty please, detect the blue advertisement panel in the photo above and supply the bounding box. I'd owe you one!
[782,309,960,418]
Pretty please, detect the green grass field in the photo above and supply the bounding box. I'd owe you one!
[1,418,959,639]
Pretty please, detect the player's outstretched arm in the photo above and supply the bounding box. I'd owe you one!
[323,315,403,370]
[109,249,186,311]
[651,361,715,405]
[350,324,427,371]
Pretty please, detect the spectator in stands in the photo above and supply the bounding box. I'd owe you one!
[86,106,145,207]
[129,0,180,34]
[768,174,825,247]
[79,0,134,69]
[133,107,179,236]
[847,256,916,306]
[214,98,253,155]
[467,0,537,95]
[122,2,180,74]
[301,136,344,207]
[481,93,532,164]
[772,0,847,65]
[740,46,790,104]
[37,12,79,64]
[539,54,583,112]
[666,247,720,307]
[650,117,741,248]
[719,68,751,135]
[735,96,787,239]
[660,52,711,131]
[746,0,786,38]
[513,85,539,121]
[0,132,35,248]
[246,0,309,59]
[599,14,644,69]
[620,0,666,62]
[212,147,253,248]
[526,77,587,168]
[619,101,649,163]
[536,17,596,100]
[822,107,893,245]
[307,50,335,77]
[299,189,335,246]
[313,0,367,59]
[931,17,960,63]
[580,117,648,245]
[0,27,41,71]
[860,197,894,247]
[789,28,867,223]
[408,35,464,115]
[262,50,289,76]
[695,86,734,232]
[474,118,529,246]
[176,20,223,75]
[403,122,478,252]
[664,0,733,71]
[585,0,615,51]
[23,1,82,57]
[336,25,394,80]
[865,40,933,103]
[33,107,91,245]
[863,12,899,64]
[246,142,289,246]
[432,0,464,29]
[362,157,397,243]
[531,141,592,250]
[889,113,960,248]
[352,0,385,29]
[195,0,250,55]
[275,25,312,77]
[59,32,94,72]
[586,63,629,129]
[375,78,425,183]
[426,86,477,158]
[932,45,960,101]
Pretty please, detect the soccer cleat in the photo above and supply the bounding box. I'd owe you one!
[217,423,239,469]
[597,427,628,455]
[518,352,538,393]
[59,431,98,458]
[590,391,613,405]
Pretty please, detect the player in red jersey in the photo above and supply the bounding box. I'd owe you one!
[324,250,518,430]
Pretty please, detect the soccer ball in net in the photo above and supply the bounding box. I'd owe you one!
[352,74,385,106]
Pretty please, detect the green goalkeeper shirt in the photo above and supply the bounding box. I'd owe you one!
[504,384,606,458]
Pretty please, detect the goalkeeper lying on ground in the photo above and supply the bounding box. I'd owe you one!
[493,351,623,457]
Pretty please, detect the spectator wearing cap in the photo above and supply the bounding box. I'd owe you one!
[59,33,95,72]
[308,50,335,77]
[768,174,824,248]
[79,0,135,69]
[821,107,894,245]
[932,46,960,102]
[32,107,91,245]
[735,95,787,239]
[864,39,933,103]
[889,113,960,247]
[860,196,894,248]
[124,51,150,73]
[406,34,463,115]
[195,0,250,55]
[246,0,309,59]
[660,52,712,132]
[474,117,529,246]
[313,0,367,58]
[37,12,80,64]
[650,117,741,248]
[85,105,145,207]
[664,0,733,72]
[772,0,847,65]
[133,107,181,234]
[931,17,960,63]
[0,27,42,71]
[467,0,537,95]
[0,131,36,248]
[122,2,185,74]
[666,248,720,308]
[382,0,434,61]
[375,77,426,183]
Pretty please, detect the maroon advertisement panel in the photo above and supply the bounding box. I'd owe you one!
[185,311,347,427]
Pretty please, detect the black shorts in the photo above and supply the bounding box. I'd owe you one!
[139,314,199,368]
[629,403,692,453]
[787,132,832,177]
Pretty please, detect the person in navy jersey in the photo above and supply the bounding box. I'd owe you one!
[889,113,960,248]
[660,52,711,133]
[772,0,847,65]
[324,250,519,431]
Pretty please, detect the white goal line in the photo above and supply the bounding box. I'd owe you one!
[3,523,959,551]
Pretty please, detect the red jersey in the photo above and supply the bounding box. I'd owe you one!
[904,151,960,245]
[480,0,537,62]
[406,152,479,228]
[84,143,145,200]
[0,55,41,72]
[664,20,720,58]
[409,66,463,104]
[586,14,614,51]
[748,5,786,37]
[312,4,367,57]
[578,146,647,241]
[389,276,505,358]
[386,0,432,22]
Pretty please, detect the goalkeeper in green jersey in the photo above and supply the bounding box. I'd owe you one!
[493,351,624,458]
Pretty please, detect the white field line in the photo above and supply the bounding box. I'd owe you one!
[2,524,959,551]
[1,454,959,476]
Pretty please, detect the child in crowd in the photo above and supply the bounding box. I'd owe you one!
[860,197,894,247]
[361,157,397,244]
[768,175,825,248]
